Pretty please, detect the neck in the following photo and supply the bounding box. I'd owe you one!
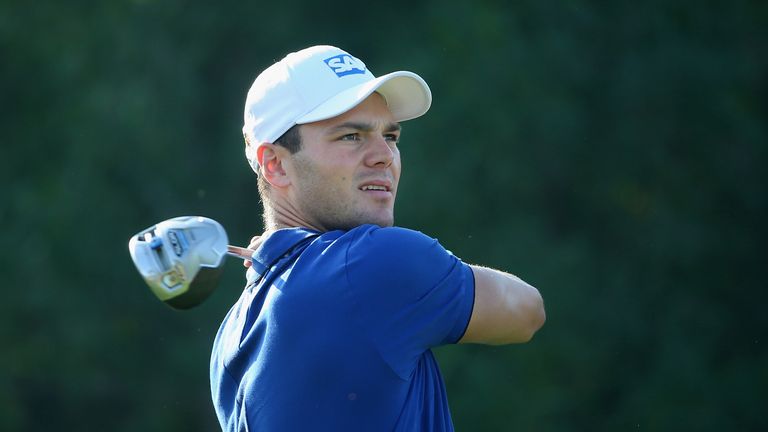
[264,199,325,232]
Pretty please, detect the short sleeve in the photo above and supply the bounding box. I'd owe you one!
[345,225,475,379]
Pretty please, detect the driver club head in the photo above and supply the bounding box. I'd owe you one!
[128,216,229,309]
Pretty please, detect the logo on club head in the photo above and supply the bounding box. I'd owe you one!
[167,230,186,257]
[324,54,367,77]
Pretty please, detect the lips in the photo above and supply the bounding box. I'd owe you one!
[358,180,392,192]
[360,185,389,191]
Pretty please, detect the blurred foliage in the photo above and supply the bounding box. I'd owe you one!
[2,0,766,430]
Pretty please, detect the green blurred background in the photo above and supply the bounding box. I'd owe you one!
[2,1,766,430]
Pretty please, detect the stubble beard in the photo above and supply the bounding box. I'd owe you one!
[292,155,395,231]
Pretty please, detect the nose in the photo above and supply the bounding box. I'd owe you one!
[364,134,395,168]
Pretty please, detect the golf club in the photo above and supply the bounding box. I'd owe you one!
[128,216,253,309]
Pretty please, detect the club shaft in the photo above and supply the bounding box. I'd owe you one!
[226,245,255,260]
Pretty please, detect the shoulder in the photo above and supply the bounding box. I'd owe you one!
[344,224,459,285]
[345,224,439,250]
[346,224,444,259]
[342,225,476,350]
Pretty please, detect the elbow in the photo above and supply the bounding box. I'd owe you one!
[510,290,546,344]
[523,294,546,342]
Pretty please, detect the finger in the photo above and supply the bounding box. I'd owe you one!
[243,235,262,268]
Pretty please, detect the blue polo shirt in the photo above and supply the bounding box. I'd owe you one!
[210,224,475,431]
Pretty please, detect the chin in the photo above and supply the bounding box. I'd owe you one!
[345,213,394,230]
[363,209,395,227]
[370,217,395,228]
[315,206,395,231]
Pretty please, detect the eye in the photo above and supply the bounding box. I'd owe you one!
[384,134,400,144]
[340,133,360,141]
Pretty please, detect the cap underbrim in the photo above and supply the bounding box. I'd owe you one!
[296,71,432,124]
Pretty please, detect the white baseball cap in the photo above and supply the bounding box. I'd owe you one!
[243,45,432,173]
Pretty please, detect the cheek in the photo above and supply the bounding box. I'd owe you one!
[299,163,351,199]
[391,153,402,180]
[294,150,364,197]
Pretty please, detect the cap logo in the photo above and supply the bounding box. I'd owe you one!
[323,54,367,77]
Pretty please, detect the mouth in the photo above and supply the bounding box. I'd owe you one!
[360,185,390,192]
[358,181,393,198]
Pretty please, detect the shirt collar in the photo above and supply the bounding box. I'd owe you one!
[247,227,320,282]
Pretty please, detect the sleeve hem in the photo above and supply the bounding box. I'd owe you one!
[448,264,476,344]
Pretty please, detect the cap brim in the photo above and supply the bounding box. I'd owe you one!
[296,71,432,124]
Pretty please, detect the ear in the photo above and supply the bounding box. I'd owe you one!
[257,143,291,188]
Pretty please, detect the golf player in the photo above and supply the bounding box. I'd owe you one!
[209,45,545,431]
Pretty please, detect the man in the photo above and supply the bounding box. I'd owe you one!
[210,45,545,431]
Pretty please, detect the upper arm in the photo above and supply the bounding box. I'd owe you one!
[459,265,545,345]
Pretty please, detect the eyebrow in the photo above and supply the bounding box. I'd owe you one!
[326,121,401,135]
